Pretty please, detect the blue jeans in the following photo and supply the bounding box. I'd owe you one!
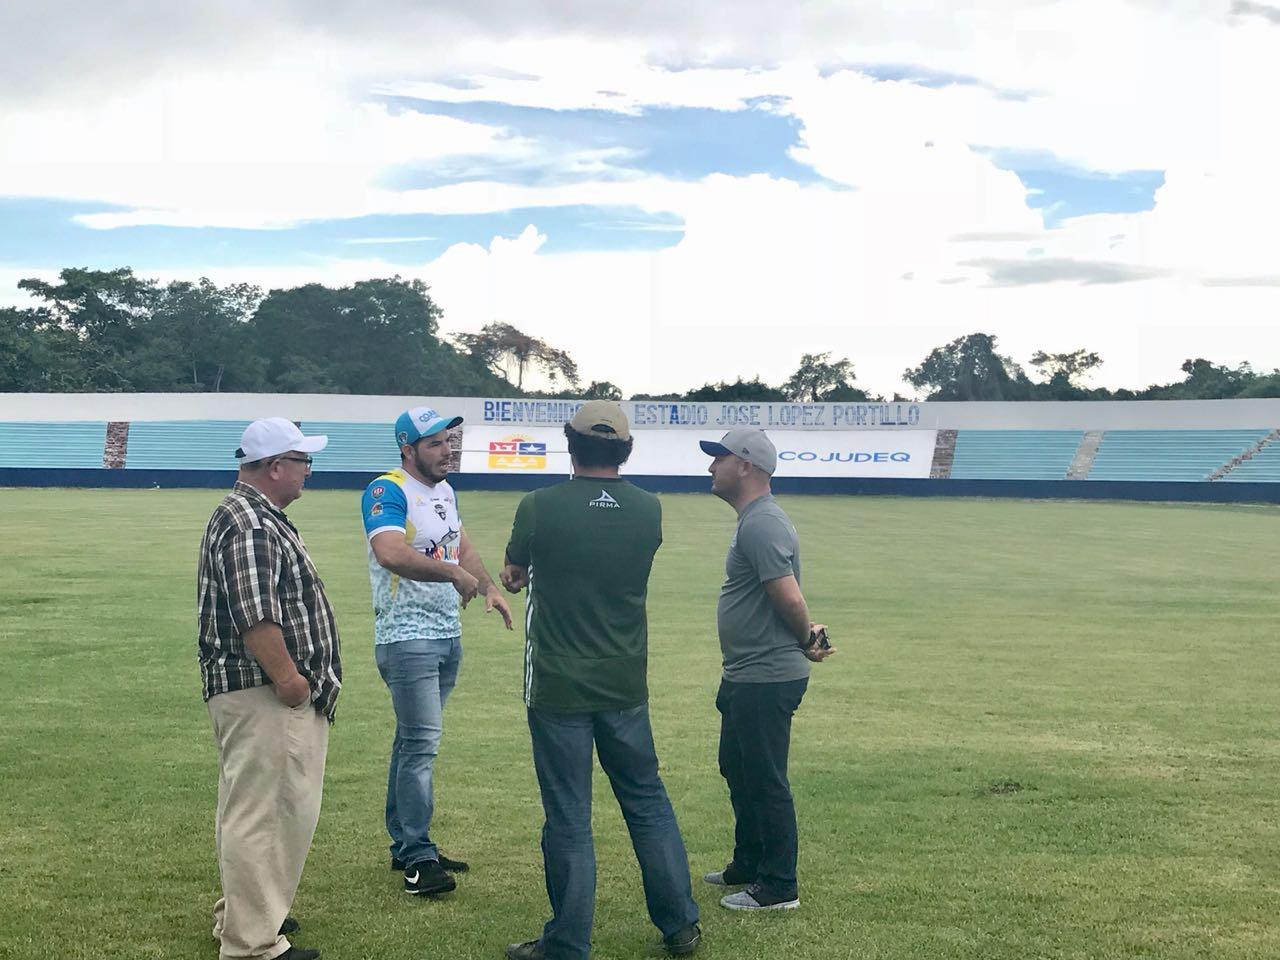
[528,705,699,960]
[375,637,462,868]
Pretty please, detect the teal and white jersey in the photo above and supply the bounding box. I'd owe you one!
[361,468,462,644]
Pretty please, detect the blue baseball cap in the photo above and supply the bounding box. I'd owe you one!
[395,406,464,447]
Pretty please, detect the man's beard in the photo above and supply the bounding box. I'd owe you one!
[413,447,449,480]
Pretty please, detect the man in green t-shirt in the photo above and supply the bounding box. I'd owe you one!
[500,401,701,960]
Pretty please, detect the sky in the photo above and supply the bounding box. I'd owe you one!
[2,0,1279,398]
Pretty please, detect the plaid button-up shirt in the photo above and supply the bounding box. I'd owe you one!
[197,480,342,719]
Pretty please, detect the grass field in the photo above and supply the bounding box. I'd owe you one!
[3,488,1280,960]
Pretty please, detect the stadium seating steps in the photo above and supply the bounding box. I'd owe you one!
[1087,430,1268,482]
[4,421,1280,483]
[0,421,108,468]
[949,430,1083,480]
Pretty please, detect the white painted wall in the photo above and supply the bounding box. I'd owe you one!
[3,393,1280,431]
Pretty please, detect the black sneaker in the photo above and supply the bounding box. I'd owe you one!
[505,940,544,960]
[663,923,702,955]
[438,852,469,872]
[277,948,320,960]
[393,852,468,872]
[403,859,457,896]
[279,916,300,935]
[702,862,754,886]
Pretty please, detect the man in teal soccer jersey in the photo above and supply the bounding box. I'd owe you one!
[500,400,701,960]
[360,406,512,898]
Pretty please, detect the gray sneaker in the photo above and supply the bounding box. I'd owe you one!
[720,886,800,911]
[703,862,753,886]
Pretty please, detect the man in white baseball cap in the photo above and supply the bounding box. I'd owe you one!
[231,417,328,509]
[236,417,328,464]
[198,417,340,960]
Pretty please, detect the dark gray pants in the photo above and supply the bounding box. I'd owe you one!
[716,676,809,900]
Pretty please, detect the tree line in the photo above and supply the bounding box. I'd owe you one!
[3,268,1278,401]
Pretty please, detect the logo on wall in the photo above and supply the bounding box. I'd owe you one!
[488,435,548,470]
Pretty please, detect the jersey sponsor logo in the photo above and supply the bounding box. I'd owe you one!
[488,434,548,470]
[589,489,621,509]
[434,502,447,521]
[371,485,386,498]
[370,503,384,516]
[426,527,461,562]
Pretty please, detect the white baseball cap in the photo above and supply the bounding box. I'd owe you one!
[235,417,328,462]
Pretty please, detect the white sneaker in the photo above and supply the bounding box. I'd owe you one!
[719,888,800,911]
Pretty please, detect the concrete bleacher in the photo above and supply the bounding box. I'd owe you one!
[1219,439,1280,482]
[300,421,393,474]
[124,421,253,470]
[0,422,107,468]
[1088,430,1267,482]
[3,398,1280,500]
[948,430,1083,480]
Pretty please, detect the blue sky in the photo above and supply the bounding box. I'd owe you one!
[984,149,1164,228]
[0,198,684,270]
[3,100,1162,274]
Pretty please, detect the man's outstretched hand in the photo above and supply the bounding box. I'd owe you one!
[485,585,514,630]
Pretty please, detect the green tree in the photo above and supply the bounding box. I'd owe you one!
[782,352,867,402]
[250,277,504,395]
[453,322,580,392]
[683,376,787,402]
[904,333,1030,400]
[1139,358,1255,400]
[144,279,265,392]
[17,267,158,390]
[0,306,94,391]
[581,380,624,400]
[1029,348,1103,399]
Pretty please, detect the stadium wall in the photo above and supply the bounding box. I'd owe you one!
[4,393,1280,502]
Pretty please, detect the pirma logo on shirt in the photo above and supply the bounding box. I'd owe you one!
[589,489,620,509]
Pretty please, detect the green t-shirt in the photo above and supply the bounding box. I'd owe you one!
[505,477,662,713]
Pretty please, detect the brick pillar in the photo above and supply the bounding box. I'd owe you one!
[929,429,957,479]
[449,426,464,471]
[103,421,130,469]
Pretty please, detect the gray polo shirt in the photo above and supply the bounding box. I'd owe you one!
[715,494,812,683]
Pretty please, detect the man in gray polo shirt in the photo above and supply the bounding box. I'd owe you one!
[699,428,836,912]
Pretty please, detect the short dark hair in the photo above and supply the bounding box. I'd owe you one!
[564,423,633,468]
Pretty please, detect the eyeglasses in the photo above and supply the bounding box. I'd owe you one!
[276,455,313,468]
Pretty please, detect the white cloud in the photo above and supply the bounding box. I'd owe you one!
[3,1,1280,397]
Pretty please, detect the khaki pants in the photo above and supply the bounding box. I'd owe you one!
[208,685,329,960]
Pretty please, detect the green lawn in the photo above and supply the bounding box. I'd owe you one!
[2,488,1279,960]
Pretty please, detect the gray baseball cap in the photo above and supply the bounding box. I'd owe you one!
[699,428,777,476]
